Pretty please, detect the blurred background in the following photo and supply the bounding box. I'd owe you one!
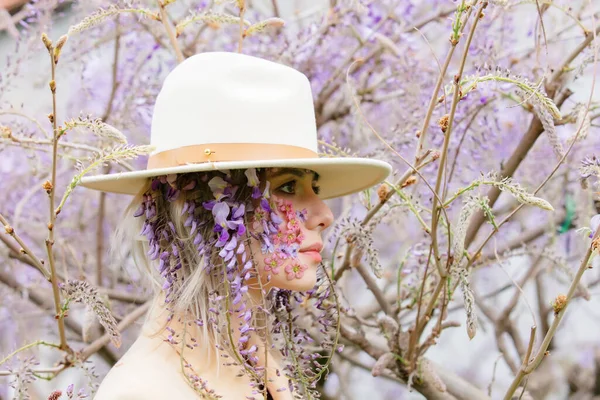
[1,1,600,399]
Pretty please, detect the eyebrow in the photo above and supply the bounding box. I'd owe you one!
[267,168,320,181]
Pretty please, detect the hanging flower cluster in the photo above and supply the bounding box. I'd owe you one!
[132,168,340,399]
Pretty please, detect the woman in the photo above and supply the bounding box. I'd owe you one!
[83,52,391,399]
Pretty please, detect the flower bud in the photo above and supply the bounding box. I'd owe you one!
[552,294,567,315]
[438,114,450,133]
[42,180,53,192]
[41,33,52,50]
[0,125,11,138]
[401,175,417,188]
[376,184,390,202]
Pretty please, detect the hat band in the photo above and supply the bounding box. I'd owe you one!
[147,143,318,169]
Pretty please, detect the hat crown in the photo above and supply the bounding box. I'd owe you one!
[150,52,318,155]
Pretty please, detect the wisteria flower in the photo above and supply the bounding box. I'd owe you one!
[244,168,262,198]
[208,176,229,200]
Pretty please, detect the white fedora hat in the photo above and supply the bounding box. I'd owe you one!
[80,52,391,199]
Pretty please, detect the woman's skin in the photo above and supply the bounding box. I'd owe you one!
[95,168,334,400]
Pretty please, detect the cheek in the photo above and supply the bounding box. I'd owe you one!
[246,237,318,291]
[245,197,319,291]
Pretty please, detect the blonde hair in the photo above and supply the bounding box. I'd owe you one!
[111,170,259,366]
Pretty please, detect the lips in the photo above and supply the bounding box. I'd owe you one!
[299,243,323,253]
[299,243,323,263]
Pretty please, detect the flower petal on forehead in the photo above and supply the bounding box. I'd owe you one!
[244,168,259,187]
[262,181,271,198]
[208,176,228,198]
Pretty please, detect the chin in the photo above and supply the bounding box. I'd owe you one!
[275,268,318,292]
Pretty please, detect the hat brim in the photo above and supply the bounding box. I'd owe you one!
[79,158,391,200]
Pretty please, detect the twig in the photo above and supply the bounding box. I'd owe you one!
[355,263,393,316]
[534,273,551,337]
[158,1,184,63]
[96,20,121,288]
[271,0,280,18]
[429,1,486,279]
[336,351,403,384]
[237,1,246,53]
[502,229,599,399]
[0,213,50,279]
[446,101,491,185]
[414,3,473,162]
[1,135,105,154]
[0,110,50,139]
[43,33,69,352]
[314,12,391,115]
[409,7,456,31]
[0,340,61,367]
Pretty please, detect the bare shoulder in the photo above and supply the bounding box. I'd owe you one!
[95,341,198,400]
[95,358,174,400]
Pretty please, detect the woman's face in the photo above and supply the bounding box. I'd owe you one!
[247,168,334,292]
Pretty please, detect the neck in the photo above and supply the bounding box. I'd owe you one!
[141,289,291,399]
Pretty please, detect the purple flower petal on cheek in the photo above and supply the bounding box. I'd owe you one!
[260,198,271,213]
[271,212,283,225]
[252,186,261,199]
[296,208,308,222]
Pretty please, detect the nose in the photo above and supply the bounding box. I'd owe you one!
[304,195,334,232]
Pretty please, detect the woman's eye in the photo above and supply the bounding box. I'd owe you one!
[312,185,321,195]
[277,180,296,194]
